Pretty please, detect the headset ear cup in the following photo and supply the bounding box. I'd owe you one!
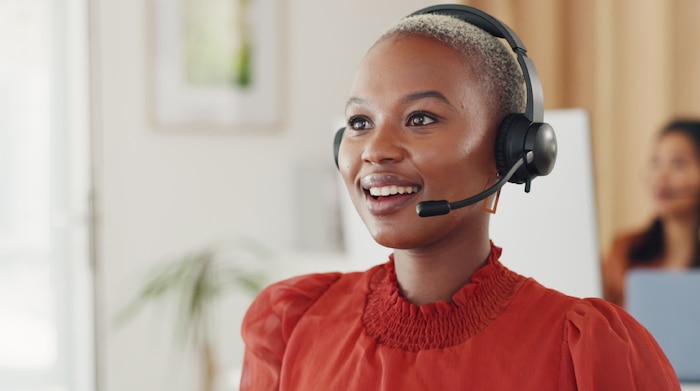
[495,113,531,182]
[527,122,557,177]
[495,113,557,184]
[333,127,345,169]
[495,113,518,179]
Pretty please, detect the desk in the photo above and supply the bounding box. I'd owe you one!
[683,384,700,390]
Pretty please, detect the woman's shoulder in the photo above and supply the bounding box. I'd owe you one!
[602,228,645,272]
[560,297,680,389]
[505,284,678,388]
[244,272,344,323]
[517,281,669,354]
[608,228,646,253]
[565,296,644,332]
[241,266,378,342]
[239,271,344,359]
[238,267,380,386]
[523,282,658,337]
[263,271,345,300]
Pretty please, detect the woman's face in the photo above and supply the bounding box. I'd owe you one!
[649,131,700,218]
[338,34,498,250]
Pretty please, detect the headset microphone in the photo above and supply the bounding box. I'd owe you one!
[417,152,533,217]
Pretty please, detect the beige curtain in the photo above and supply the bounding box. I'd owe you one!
[463,0,700,254]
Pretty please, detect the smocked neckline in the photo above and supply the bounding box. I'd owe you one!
[362,243,525,351]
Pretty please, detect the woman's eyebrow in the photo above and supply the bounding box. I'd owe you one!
[346,91,457,111]
[345,97,369,109]
[401,90,457,111]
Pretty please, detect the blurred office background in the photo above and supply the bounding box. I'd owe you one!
[2,0,700,390]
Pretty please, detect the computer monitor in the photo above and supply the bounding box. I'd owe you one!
[626,269,700,382]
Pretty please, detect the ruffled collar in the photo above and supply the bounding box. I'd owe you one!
[362,243,526,351]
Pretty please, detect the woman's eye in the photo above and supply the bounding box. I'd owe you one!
[672,157,690,170]
[407,112,437,126]
[348,117,372,131]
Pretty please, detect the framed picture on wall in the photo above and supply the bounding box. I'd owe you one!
[149,0,280,128]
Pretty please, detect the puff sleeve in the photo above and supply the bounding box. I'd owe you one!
[239,272,341,391]
[560,298,680,390]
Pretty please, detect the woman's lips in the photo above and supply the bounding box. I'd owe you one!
[368,184,420,197]
[360,174,422,214]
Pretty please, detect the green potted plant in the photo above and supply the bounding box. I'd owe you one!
[116,238,270,391]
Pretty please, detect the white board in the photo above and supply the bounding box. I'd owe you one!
[338,108,602,299]
[490,108,601,298]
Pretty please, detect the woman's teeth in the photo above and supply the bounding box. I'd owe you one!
[368,185,419,197]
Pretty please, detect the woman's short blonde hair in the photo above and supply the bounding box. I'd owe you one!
[380,13,526,121]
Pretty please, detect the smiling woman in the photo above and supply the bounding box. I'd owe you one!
[603,119,700,307]
[339,33,497,254]
[239,4,680,390]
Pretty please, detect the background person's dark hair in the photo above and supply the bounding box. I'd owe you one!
[628,119,700,267]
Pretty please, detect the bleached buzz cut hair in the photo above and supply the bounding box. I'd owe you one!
[380,13,526,121]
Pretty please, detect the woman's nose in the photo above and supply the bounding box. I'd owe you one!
[650,163,670,181]
[361,124,406,164]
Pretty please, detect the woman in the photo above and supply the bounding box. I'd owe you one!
[241,5,679,390]
[603,119,700,307]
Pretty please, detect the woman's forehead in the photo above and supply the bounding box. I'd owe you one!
[353,35,472,90]
[348,34,494,118]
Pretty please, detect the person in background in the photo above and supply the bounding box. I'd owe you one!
[240,4,679,390]
[603,119,700,307]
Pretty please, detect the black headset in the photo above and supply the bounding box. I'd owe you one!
[333,3,557,192]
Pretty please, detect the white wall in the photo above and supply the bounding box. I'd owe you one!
[92,1,443,390]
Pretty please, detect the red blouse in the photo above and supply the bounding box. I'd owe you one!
[240,245,679,390]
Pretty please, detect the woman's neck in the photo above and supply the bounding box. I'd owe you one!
[662,215,699,269]
[392,233,491,306]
